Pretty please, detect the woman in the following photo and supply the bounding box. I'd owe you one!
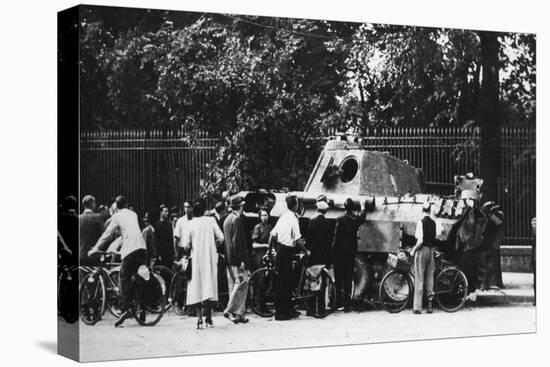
[182,198,224,328]
[251,208,273,313]
[251,208,273,268]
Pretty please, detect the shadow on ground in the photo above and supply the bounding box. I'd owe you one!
[36,340,57,354]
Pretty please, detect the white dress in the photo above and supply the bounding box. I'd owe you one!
[182,216,224,305]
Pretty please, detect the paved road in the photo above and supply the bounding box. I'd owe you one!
[77,304,536,362]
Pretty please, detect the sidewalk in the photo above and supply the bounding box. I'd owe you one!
[473,272,535,305]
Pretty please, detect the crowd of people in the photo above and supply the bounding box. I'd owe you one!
[66,190,446,328]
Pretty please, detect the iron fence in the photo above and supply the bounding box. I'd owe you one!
[80,126,535,245]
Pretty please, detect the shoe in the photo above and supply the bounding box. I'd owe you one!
[413,310,421,315]
[427,300,433,314]
[290,310,300,319]
[343,307,351,313]
[197,317,203,329]
[224,312,239,323]
[235,316,249,324]
[205,317,213,327]
[275,314,292,321]
[114,311,131,327]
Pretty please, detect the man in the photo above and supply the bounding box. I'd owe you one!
[223,197,251,323]
[170,206,180,230]
[269,195,310,321]
[141,212,158,266]
[155,205,174,268]
[174,201,194,257]
[79,195,106,266]
[58,195,79,266]
[89,195,148,327]
[210,201,229,309]
[211,201,227,232]
[410,202,443,314]
[304,195,332,317]
[306,195,333,267]
[332,198,367,313]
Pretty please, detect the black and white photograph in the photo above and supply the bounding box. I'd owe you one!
[55,1,537,363]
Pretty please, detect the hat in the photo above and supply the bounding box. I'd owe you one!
[317,201,329,211]
[460,189,478,200]
[229,196,246,208]
[316,194,328,203]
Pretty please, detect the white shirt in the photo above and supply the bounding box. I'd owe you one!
[174,216,192,242]
[270,210,302,247]
[414,214,443,244]
[95,208,146,259]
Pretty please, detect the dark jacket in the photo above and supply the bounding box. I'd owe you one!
[209,212,228,254]
[332,211,366,258]
[154,220,174,262]
[252,222,272,245]
[223,211,250,268]
[421,216,436,247]
[142,225,157,260]
[306,214,333,266]
[78,212,105,265]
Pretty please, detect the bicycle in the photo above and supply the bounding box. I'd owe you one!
[247,249,337,318]
[379,249,468,313]
[80,251,166,326]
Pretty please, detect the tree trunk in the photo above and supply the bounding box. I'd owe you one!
[478,31,501,203]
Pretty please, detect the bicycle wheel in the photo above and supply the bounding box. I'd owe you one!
[153,265,174,290]
[435,267,468,312]
[303,268,337,318]
[379,269,412,313]
[105,268,122,317]
[248,267,277,317]
[79,271,106,325]
[168,272,190,316]
[133,273,166,326]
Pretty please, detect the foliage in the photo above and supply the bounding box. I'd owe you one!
[78,7,535,198]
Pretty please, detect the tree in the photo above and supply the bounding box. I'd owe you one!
[478,31,501,203]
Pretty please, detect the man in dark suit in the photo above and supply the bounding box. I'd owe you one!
[306,195,333,266]
[155,205,174,268]
[332,198,367,312]
[223,197,251,323]
[79,195,105,266]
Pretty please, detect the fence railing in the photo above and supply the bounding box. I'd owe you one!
[80,126,535,246]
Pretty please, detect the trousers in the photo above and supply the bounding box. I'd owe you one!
[120,249,148,312]
[275,244,294,316]
[225,265,249,317]
[334,254,355,308]
[413,246,435,311]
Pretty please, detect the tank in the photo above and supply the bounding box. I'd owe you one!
[235,134,487,302]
